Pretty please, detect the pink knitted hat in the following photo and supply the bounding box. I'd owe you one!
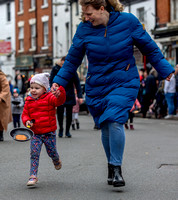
[30,73,50,90]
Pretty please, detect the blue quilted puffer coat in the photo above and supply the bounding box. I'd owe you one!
[53,12,174,127]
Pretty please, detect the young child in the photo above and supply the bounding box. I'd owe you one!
[125,99,141,130]
[21,73,66,186]
[11,88,24,128]
[72,90,81,130]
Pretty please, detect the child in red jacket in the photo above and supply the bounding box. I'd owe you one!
[125,99,141,130]
[21,73,66,186]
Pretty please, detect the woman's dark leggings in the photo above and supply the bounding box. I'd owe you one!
[57,105,73,133]
[12,114,21,128]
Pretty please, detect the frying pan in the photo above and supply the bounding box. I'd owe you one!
[10,127,34,142]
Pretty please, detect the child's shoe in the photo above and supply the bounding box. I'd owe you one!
[124,123,129,129]
[53,158,62,170]
[130,124,134,130]
[27,175,38,186]
[72,124,75,130]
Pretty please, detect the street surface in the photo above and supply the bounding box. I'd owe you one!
[0,114,178,200]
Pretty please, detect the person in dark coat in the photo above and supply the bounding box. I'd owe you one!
[141,68,158,118]
[51,0,175,187]
[50,56,83,138]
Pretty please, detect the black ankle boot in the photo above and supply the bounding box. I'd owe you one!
[72,124,75,130]
[0,130,4,141]
[107,163,114,185]
[76,122,80,129]
[112,166,125,187]
[58,129,63,137]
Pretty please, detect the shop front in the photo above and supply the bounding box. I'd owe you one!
[15,55,34,78]
[152,25,178,67]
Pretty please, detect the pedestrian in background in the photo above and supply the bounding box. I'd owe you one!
[164,74,177,119]
[0,69,12,141]
[21,73,66,186]
[125,99,141,130]
[9,80,13,95]
[141,69,158,118]
[11,88,24,128]
[51,0,175,187]
[50,57,83,138]
[15,71,27,98]
[72,89,82,130]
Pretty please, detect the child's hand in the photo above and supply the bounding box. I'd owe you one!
[26,120,34,128]
[79,98,84,104]
[166,73,173,81]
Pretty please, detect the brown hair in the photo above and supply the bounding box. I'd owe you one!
[61,56,66,61]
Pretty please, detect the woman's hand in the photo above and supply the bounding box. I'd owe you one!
[166,73,173,81]
[51,83,61,98]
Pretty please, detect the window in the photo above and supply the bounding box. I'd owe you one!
[137,7,145,23]
[76,1,79,16]
[43,22,48,46]
[18,27,24,51]
[7,3,11,22]
[31,24,36,48]
[31,0,36,9]
[171,0,178,22]
[43,0,48,6]
[19,0,23,12]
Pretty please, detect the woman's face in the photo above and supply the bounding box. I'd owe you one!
[30,83,46,99]
[82,5,104,26]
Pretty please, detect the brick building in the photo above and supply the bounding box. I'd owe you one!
[15,0,53,77]
[152,0,178,67]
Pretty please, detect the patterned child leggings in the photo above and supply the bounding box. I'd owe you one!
[30,131,59,176]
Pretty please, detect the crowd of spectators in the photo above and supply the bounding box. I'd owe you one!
[138,64,178,119]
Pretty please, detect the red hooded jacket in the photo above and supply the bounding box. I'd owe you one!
[21,86,66,134]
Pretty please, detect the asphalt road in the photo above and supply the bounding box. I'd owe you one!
[0,115,178,200]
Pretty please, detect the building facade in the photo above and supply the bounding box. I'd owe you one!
[121,0,156,69]
[0,0,15,83]
[152,0,178,67]
[52,0,70,63]
[15,0,53,77]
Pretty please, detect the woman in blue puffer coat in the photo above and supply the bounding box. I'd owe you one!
[51,0,175,187]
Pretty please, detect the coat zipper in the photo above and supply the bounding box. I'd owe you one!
[104,27,107,37]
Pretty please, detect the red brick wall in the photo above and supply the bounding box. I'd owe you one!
[15,0,52,56]
[157,0,170,25]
